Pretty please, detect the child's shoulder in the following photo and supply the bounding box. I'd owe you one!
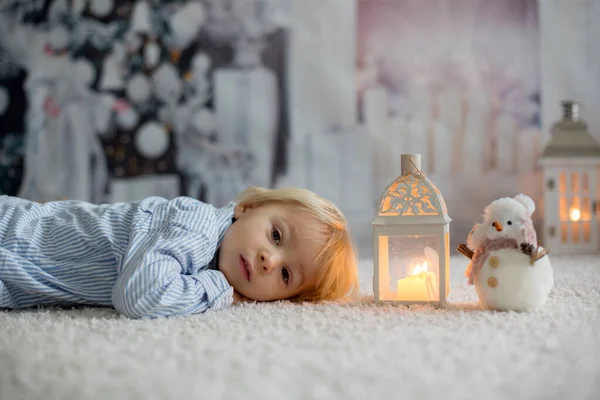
[136,196,235,231]
[138,196,214,211]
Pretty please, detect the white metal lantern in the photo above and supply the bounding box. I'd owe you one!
[539,101,600,254]
[372,154,451,306]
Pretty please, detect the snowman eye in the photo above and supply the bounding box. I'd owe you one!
[507,221,512,225]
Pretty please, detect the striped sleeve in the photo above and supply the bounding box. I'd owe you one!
[111,226,233,319]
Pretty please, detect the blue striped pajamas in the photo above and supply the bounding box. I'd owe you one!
[0,195,235,318]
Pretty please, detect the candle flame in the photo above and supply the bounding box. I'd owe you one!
[569,208,581,222]
[411,261,429,275]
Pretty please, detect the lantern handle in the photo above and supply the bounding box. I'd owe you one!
[409,156,426,177]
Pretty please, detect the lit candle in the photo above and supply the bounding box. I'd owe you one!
[570,208,581,222]
[396,261,438,301]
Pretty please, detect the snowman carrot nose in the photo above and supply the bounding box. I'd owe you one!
[492,221,503,231]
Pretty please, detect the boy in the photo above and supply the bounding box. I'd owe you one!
[0,186,359,318]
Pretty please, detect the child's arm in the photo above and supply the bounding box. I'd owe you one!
[111,227,233,319]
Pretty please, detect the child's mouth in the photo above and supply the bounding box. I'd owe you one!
[239,255,252,281]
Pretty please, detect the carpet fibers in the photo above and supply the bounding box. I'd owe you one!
[1,255,599,400]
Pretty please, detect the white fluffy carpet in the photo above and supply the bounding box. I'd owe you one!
[1,255,599,400]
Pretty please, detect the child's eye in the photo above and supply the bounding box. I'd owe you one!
[281,267,290,284]
[272,228,281,245]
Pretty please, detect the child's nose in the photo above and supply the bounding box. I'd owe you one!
[259,252,276,273]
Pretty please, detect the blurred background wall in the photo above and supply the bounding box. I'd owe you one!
[0,0,599,257]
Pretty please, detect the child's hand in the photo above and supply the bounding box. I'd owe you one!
[233,290,252,304]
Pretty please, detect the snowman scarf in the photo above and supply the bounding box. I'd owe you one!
[465,238,518,285]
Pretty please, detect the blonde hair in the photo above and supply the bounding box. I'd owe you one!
[236,186,360,302]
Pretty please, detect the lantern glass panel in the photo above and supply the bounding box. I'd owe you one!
[557,169,597,245]
[445,232,450,295]
[584,222,591,242]
[377,234,440,302]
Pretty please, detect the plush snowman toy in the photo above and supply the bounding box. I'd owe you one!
[458,194,554,311]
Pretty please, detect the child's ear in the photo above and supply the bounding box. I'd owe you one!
[234,203,254,219]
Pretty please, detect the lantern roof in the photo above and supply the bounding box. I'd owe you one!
[371,154,451,225]
[540,101,600,161]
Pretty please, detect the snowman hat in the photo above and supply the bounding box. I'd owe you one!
[485,194,536,220]
[513,194,536,217]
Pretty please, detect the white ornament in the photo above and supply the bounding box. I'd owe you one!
[473,249,554,311]
[188,53,211,99]
[169,2,206,49]
[90,0,114,17]
[116,107,139,131]
[126,73,152,104]
[144,42,161,69]
[49,26,70,50]
[49,0,69,23]
[192,53,211,74]
[94,93,117,135]
[124,30,142,53]
[192,108,215,135]
[151,63,182,105]
[131,0,152,34]
[99,42,126,90]
[73,59,95,87]
[135,122,169,159]
[0,87,9,115]
[71,0,87,15]
[157,106,172,126]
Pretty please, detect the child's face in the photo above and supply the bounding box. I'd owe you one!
[218,203,324,301]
